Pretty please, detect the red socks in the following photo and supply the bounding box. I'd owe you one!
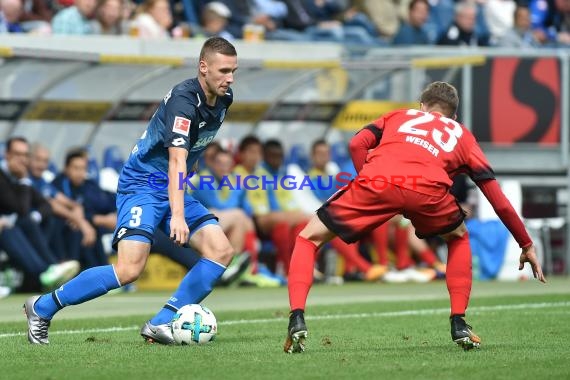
[446,231,472,316]
[418,248,437,266]
[371,225,389,266]
[271,222,292,274]
[244,230,259,273]
[288,236,318,311]
[330,238,371,273]
[395,226,413,270]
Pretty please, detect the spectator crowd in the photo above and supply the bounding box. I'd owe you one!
[0,134,464,297]
[0,0,569,47]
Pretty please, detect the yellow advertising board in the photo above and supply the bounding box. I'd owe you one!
[109,254,186,291]
[226,102,269,123]
[24,101,113,122]
[333,101,417,131]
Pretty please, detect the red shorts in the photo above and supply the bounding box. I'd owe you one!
[317,180,465,243]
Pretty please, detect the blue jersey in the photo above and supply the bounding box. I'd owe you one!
[30,175,58,199]
[118,78,233,195]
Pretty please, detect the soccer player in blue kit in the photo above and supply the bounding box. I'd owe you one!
[24,37,239,345]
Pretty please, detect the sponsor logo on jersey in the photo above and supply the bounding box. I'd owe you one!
[172,137,185,147]
[191,135,215,151]
[117,227,127,238]
[173,116,191,136]
[198,121,206,129]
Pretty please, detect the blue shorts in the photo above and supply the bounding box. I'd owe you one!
[111,192,218,250]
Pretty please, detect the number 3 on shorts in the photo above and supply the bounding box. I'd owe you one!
[129,206,142,227]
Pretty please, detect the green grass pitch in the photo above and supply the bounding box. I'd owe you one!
[1,278,569,380]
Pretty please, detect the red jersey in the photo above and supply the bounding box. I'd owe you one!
[349,108,532,248]
[355,109,494,195]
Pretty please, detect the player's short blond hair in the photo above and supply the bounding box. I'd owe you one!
[419,81,459,117]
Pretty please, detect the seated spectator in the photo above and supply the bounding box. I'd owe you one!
[280,0,368,43]
[0,0,24,33]
[219,0,306,41]
[51,0,97,34]
[526,0,570,45]
[554,0,570,45]
[234,136,306,277]
[301,0,381,45]
[19,0,52,33]
[199,140,223,171]
[191,149,279,287]
[329,1,380,39]
[177,0,200,30]
[197,1,234,40]
[437,0,490,46]
[0,137,80,290]
[0,212,80,291]
[131,0,172,39]
[29,144,97,258]
[307,139,387,281]
[483,0,516,44]
[20,0,53,23]
[355,0,400,39]
[423,0,456,43]
[250,0,294,40]
[216,0,248,38]
[91,0,127,35]
[497,5,543,47]
[393,0,431,45]
[307,139,339,201]
[380,217,446,283]
[52,148,116,268]
[257,138,386,281]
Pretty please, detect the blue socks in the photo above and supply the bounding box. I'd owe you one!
[150,258,226,325]
[33,259,226,325]
[34,265,121,320]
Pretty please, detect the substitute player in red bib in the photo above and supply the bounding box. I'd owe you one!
[283,81,546,353]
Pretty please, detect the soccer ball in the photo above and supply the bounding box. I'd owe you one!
[171,304,217,345]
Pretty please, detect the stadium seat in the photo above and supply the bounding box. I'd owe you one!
[330,141,351,168]
[103,145,125,173]
[285,144,310,172]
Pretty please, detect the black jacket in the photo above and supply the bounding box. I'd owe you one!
[0,168,52,219]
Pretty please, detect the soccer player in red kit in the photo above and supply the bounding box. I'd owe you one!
[283,81,546,353]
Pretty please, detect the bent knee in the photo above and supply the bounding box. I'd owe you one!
[298,218,332,247]
[204,243,234,266]
[114,265,144,285]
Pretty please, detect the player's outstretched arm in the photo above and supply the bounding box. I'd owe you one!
[519,244,546,283]
[476,178,546,283]
[168,147,190,246]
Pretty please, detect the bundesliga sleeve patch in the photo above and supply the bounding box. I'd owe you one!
[173,116,191,136]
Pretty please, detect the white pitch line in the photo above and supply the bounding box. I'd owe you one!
[1,301,568,339]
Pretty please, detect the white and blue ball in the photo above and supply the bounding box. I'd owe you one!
[171,304,217,345]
